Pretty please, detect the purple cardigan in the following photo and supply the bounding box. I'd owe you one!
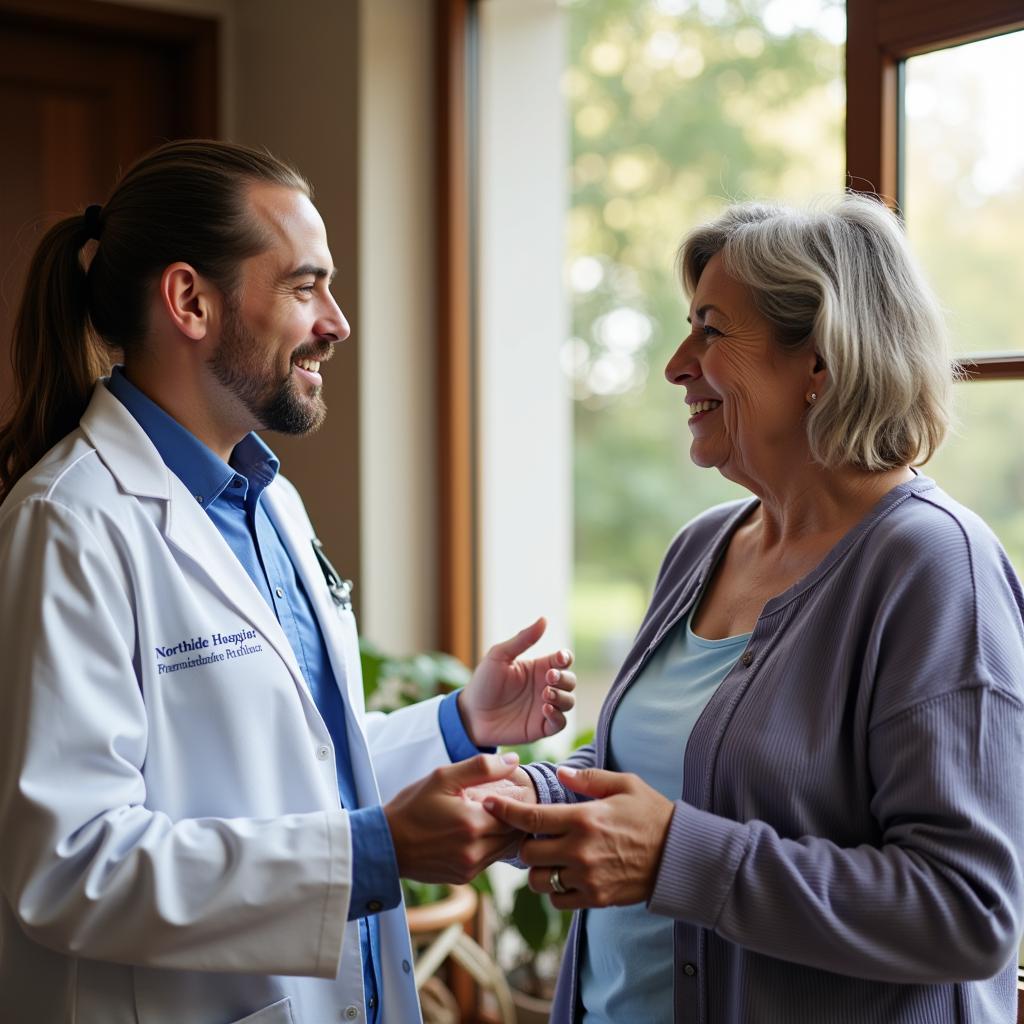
[526,477,1024,1023]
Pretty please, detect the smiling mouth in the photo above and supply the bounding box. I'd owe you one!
[687,399,722,420]
[293,356,321,374]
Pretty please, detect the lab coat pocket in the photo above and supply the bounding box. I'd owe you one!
[230,996,295,1023]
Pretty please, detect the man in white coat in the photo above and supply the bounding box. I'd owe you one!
[0,140,572,1023]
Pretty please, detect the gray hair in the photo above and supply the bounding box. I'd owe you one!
[678,195,953,472]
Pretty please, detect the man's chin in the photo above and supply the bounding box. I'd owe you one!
[258,392,326,436]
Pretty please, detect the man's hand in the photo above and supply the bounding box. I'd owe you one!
[483,765,675,910]
[458,617,576,746]
[384,753,524,884]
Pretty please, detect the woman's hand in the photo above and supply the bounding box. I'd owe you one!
[458,617,576,746]
[463,766,540,808]
[483,765,675,910]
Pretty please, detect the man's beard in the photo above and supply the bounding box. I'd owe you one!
[210,303,327,436]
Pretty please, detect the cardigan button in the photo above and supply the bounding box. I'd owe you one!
[740,651,753,667]
[683,962,697,977]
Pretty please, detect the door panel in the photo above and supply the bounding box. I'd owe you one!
[0,0,217,415]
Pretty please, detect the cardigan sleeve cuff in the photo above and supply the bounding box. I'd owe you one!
[648,801,751,927]
[521,762,576,805]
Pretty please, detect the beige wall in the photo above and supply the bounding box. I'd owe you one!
[478,0,571,659]
[358,0,437,655]
[232,0,363,610]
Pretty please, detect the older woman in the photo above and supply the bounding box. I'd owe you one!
[484,195,1024,1023]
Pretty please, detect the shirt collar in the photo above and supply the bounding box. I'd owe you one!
[105,366,280,509]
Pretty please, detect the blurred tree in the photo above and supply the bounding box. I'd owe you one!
[565,0,844,693]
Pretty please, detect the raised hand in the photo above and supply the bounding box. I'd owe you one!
[483,765,675,910]
[457,617,576,746]
[383,753,524,884]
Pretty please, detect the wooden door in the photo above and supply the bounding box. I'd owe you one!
[0,0,217,412]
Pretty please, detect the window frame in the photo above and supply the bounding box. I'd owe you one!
[436,0,481,666]
[846,0,1024,380]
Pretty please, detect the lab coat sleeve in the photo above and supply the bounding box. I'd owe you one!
[0,497,349,977]
[362,697,452,804]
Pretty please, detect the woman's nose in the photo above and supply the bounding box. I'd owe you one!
[664,335,700,385]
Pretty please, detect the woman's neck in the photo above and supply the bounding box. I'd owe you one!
[746,464,914,552]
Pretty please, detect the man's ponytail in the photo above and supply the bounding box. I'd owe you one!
[0,139,310,504]
[0,214,108,501]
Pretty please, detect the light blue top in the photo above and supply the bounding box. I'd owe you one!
[580,607,751,1024]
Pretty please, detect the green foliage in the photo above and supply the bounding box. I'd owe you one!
[360,637,471,712]
[512,883,551,953]
[512,882,572,955]
[401,880,449,908]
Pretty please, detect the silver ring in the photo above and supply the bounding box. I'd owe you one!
[549,867,568,894]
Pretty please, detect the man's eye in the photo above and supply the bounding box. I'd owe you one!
[702,324,721,339]
[298,284,316,294]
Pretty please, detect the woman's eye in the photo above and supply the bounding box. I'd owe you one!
[298,284,316,294]
[702,324,721,339]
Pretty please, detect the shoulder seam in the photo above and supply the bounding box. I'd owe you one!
[907,491,982,674]
[44,446,99,501]
[869,681,1023,732]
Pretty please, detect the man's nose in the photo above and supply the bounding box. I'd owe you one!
[317,297,350,343]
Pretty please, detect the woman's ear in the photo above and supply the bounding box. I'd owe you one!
[803,348,828,407]
[810,349,828,392]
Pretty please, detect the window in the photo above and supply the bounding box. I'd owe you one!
[903,31,1024,571]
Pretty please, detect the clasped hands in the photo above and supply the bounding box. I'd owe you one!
[384,617,577,885]
[383,616,674,905]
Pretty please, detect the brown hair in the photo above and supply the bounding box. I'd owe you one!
[0,139,310,501]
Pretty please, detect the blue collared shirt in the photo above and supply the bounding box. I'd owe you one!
[106,368,481,1020]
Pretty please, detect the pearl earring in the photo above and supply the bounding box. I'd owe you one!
[807,392,817,404]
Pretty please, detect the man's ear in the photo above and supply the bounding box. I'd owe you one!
[158,262,215,342]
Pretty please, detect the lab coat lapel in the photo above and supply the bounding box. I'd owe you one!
[161,480,314,701]
[80,385,314,704]
[262,483,358,700]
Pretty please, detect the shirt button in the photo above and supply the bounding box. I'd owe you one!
[740,651,753,667]
[344,1006,360,1020]
[683,962,697,977]
[401,959,411,974]
[275,586,285,599]
[367,899,382,913]
[232,477,243,488]
[194,494,204,504]
[316,745,330,761]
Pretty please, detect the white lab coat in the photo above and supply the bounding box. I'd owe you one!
[0,384,449,1024]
